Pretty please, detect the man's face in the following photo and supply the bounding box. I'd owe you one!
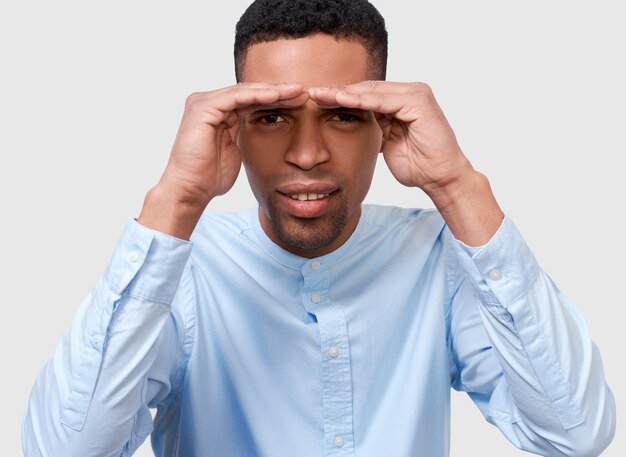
[238,33,383,258]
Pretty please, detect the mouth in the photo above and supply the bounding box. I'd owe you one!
[275,183,339,218]
[286,192,331,201]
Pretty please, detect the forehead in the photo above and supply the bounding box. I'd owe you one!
[241,34,371,88]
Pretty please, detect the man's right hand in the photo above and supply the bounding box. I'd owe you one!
[137,82,308,240]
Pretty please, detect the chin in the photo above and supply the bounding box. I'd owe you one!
[275,214,346,251]
[265,195,349,252]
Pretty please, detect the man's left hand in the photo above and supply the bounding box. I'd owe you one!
[308,80,504,246]
[308,81,473,197]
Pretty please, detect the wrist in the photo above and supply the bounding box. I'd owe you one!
[426,170,504,247]
[424,167,484,212]
[137,182,210,241]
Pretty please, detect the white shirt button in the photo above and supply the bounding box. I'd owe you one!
[311,261,321,270]
[311,294,321,303]
[489,268,502,281]
[329,346,339,358]
[128,251,139,263]
[334,435,344,447]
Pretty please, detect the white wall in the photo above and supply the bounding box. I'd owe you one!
[2,1,622,455]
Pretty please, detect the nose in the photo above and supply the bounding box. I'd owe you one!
[283,117,331,170]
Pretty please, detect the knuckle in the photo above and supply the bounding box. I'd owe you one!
[232,85,253,97]
[234,83,257,92]
[415,82,432,93]
[185,92,202,108]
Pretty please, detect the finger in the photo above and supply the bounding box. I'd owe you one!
[333,91,423,123]
[308,87,397,137]
[306,86,344,107]
[308,81,418,102]
[228,117,242,146]
[196,82,305,99]
[235,92,310,117]
[338,80,418,95]
[190,85,307,126]
[307,85,402,110]
[211,84,305,112]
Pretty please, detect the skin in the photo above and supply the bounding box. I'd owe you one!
[138,33,504,253]
[237,35,383,257]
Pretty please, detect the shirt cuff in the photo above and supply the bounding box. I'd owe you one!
[103,218,193,305]
[456,239,488,258]
[451,214,541,308]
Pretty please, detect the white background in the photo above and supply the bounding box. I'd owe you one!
[2,0,623,455]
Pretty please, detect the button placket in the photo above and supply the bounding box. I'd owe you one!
[318,309,354,455]
[334,435,345,447]
[300,263,355,455]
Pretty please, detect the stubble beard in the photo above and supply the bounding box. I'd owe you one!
[264,192,349,251]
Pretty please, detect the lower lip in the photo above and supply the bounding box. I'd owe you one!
[277,191,337,218]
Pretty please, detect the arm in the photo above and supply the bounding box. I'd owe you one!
[22,217,195,457]
[307,80,616,456]
[428,143,615,455]
[444,213,616,456]
[22,82,310,456]
[437,161,615,455]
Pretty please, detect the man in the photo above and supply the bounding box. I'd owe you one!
[23,0,615,456]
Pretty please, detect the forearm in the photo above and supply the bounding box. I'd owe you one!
[478,271,616,456]
[23,219,194,456]
[23,292,171,456]
[448,217,616,456]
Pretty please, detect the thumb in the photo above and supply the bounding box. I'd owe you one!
[374,112,392,148]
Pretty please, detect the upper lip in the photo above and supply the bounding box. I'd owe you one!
[277,182,339,195]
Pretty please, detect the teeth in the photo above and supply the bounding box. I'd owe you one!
[289,193,330,201]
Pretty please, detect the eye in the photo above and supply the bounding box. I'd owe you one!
[331,112,362,124]
[256,113,287,125]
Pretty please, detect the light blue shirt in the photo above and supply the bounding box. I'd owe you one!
[23,204,615,456]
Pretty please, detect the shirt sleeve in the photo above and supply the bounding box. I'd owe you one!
[444,214,616,457]
[22,218,196,457]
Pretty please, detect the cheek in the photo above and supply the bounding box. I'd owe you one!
[316,127,380,210]
[324,121,382,153]
[324,124,382,177]
[238,124,289,183]
[239,127,295,169]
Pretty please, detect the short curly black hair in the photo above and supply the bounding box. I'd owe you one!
[234,0,388,82]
